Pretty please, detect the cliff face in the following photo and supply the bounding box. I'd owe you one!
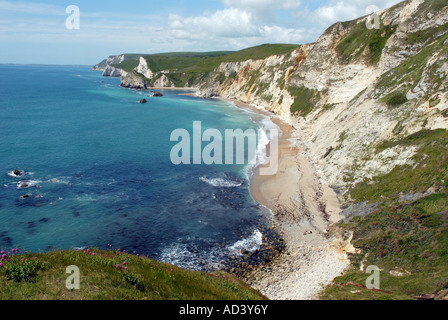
[93,0,448,199]
[120,70,149,89]
[197,0,448,197]
[92,54,128,78]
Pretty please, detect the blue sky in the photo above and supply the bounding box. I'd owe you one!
[0,0,403,65]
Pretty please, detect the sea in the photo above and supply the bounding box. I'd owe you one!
[0,64,278,270]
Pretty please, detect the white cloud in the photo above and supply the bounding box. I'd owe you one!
[166,6,308,46]
[308,0,402,26]
[168,8,258,40]
[222,0,301,20]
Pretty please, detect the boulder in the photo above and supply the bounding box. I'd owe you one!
[152,91,164,97]
[13,170,23,176]
[140,99,148,104]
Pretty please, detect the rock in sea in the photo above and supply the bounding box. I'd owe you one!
[152,91,163,97]
[140,99,147,104]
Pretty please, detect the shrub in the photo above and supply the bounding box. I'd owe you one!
[122,271,145,292]
[4,258,44,283]
[385,91,408,107]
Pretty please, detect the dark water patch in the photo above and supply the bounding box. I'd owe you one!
[15,195,49,208]
[39,218,51,223]
[213,188,245,211]
[27,221,38,235]
[0,232,13,248]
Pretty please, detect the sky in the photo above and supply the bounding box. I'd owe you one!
[0,0,403,65]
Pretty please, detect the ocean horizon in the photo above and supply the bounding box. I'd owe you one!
[0,64,278,270]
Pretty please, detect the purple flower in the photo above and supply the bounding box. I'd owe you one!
[0,263,3,267]
[124,267,128,270]
[115,264,121,269]
[0,251,4,254]
[123,261,127,265]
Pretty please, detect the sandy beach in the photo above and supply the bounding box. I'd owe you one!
[224,98,350,300]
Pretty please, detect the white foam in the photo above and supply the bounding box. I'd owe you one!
[7,171,24,178]
[200,177,243,188]
[16,180,41,189]
[159,241,224,271]
[228,229,263,256]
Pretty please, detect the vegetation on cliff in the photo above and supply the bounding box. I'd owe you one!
[0,247,266,300]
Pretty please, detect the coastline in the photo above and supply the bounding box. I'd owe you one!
[220,97,350,300]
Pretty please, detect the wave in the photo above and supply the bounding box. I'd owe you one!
[227,229,263,256]
[7,170,27,178]
[241,116,281,180]
[16,180,41,190]
[200,177,243,188]
[159,241,225,271]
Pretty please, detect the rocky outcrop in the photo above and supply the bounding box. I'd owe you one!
[102,65,127,78]
[92,54,125,72]
[135,57,153,79]
[120,71,150,90]
[154,74,173,88]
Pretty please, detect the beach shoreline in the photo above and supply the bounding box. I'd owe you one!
[219,97,350,300]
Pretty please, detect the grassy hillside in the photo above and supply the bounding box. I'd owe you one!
[321,129,448,300]
[0,247,266,300]
[112,44,299,87]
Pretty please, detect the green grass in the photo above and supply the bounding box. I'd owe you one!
[383,91,408,107]
[112,44,299,87]
[350,129,448,202]
[322,129,448,300]
[288,86,321,116]
[0,249,267,300]
[321,192,448,300]
[375,30,448,102]
[336,21,395,65]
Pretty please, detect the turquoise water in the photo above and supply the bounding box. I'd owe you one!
[0,65,273,269]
